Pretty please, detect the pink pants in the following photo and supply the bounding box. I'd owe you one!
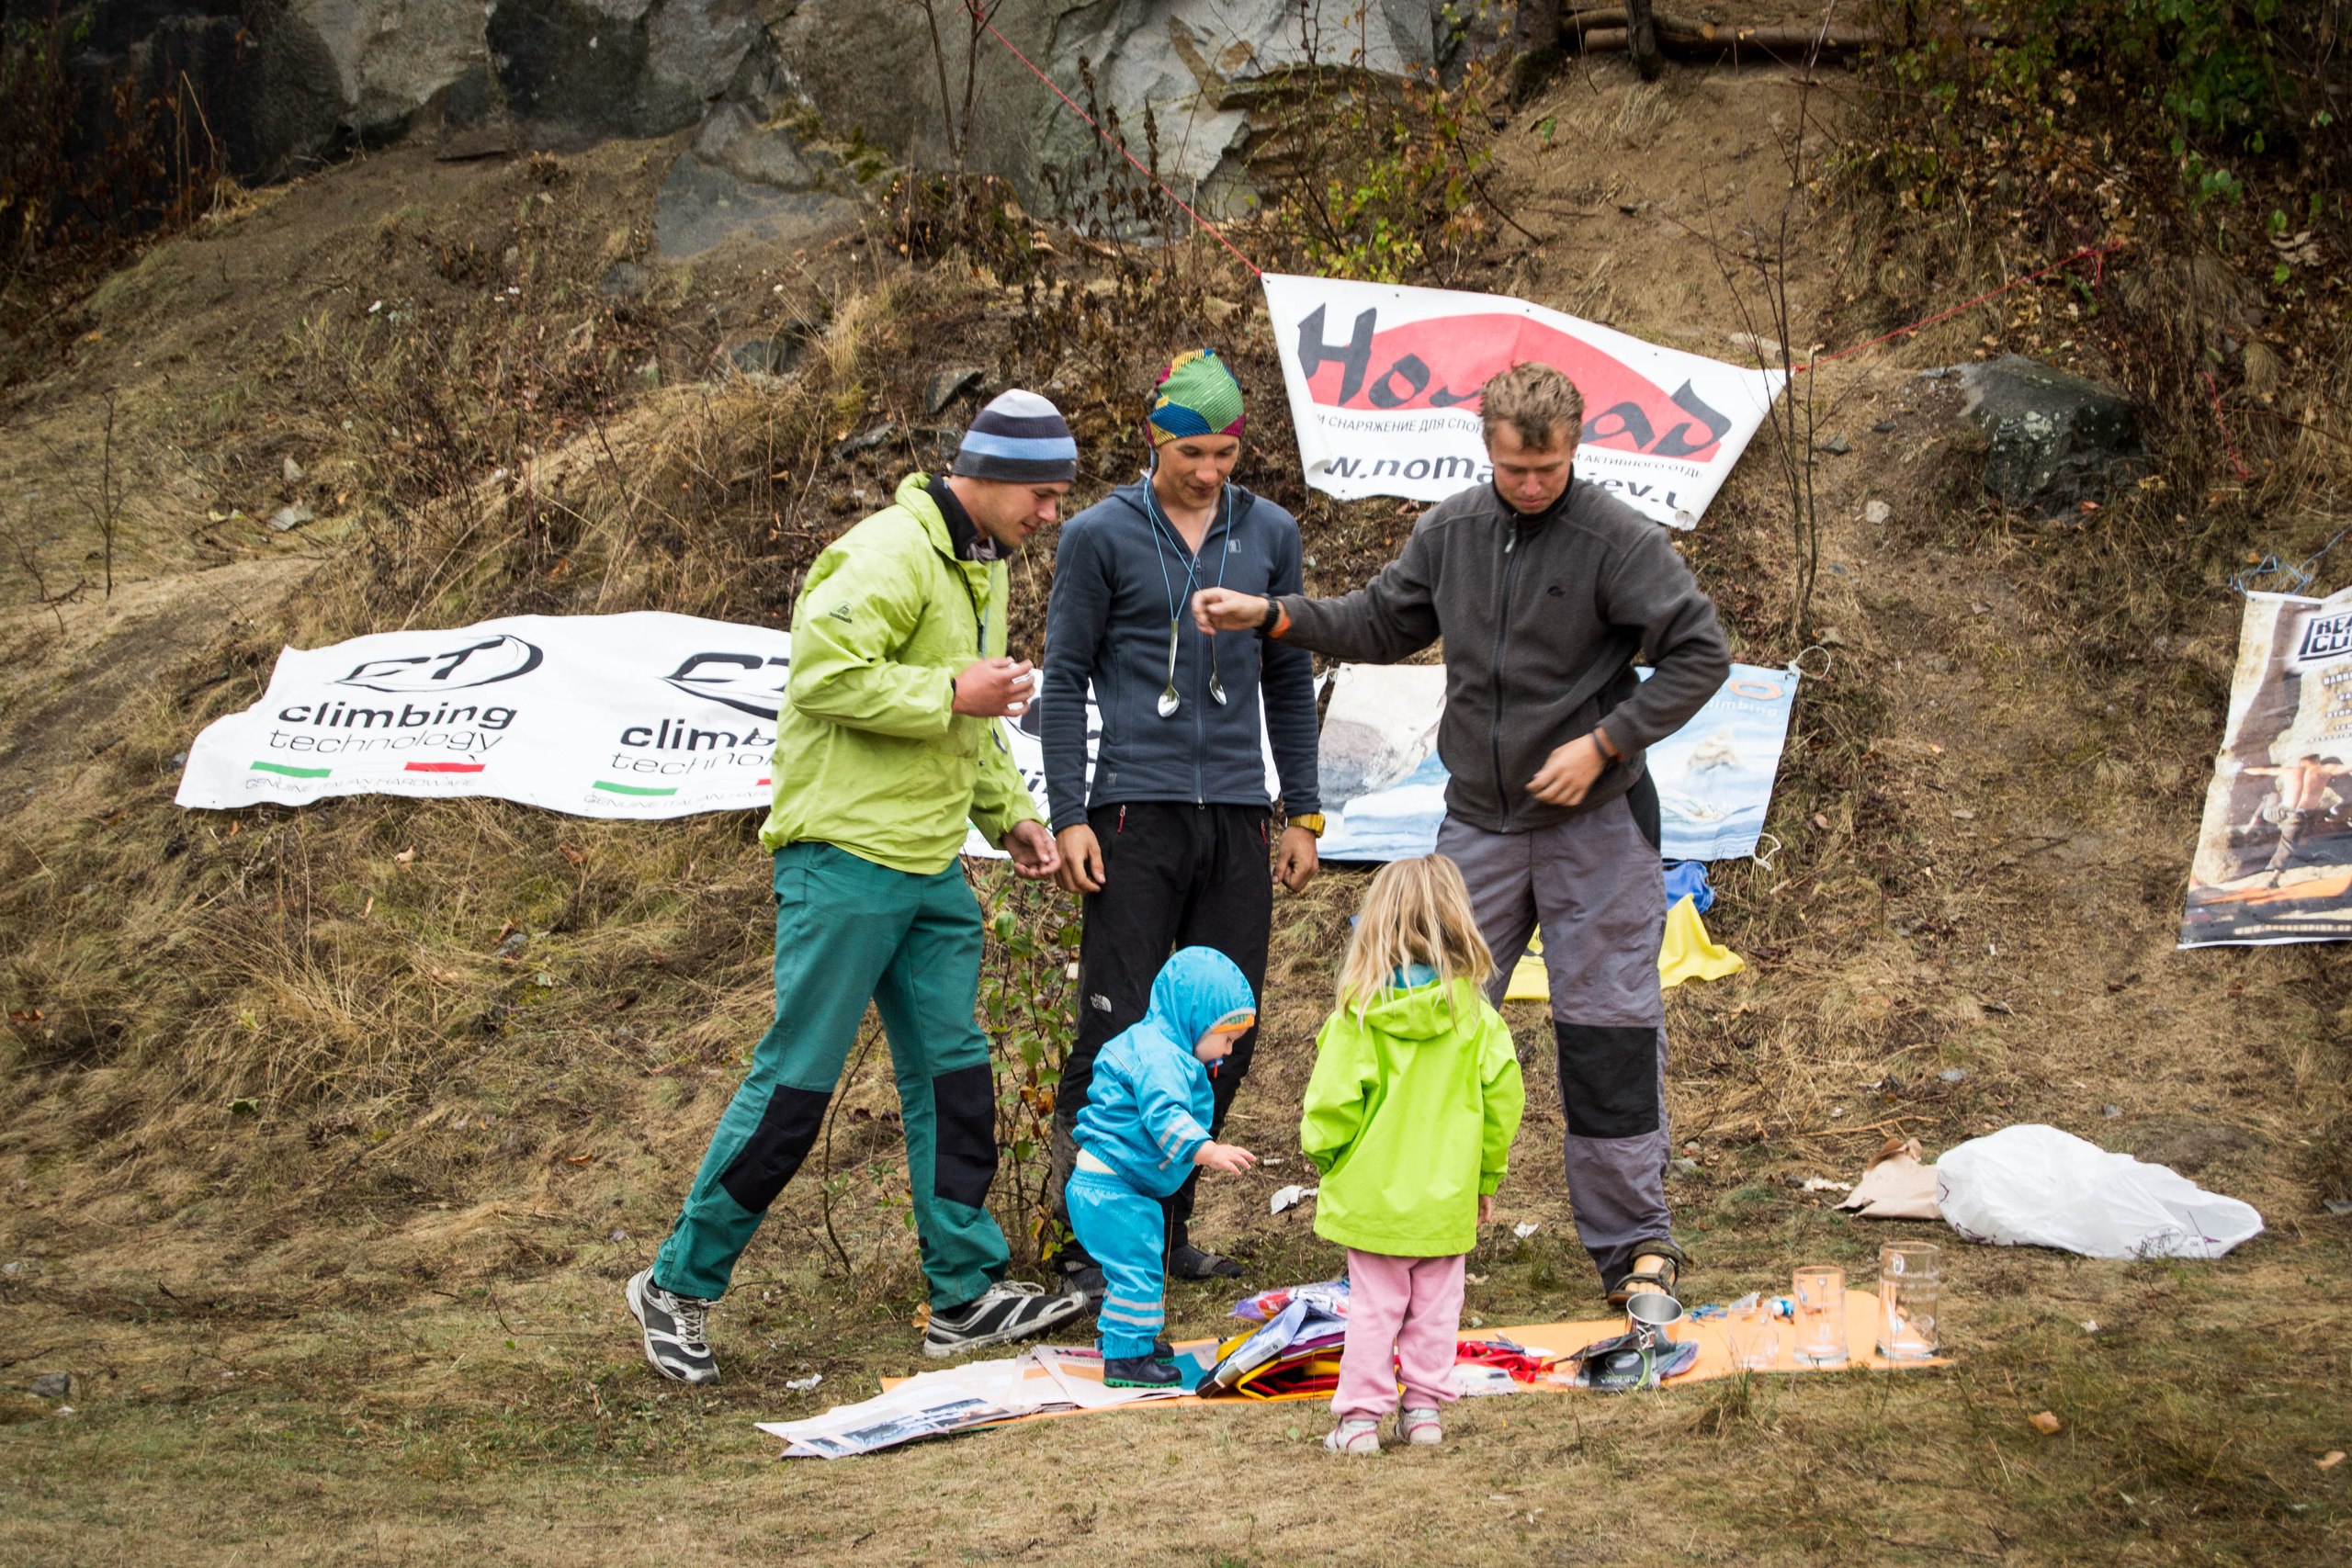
[1333,1248,1467,1418]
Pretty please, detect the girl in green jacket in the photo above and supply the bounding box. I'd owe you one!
[1301,854,1524,1454]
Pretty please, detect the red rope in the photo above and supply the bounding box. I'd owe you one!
[973,6,1262,277]
[1798,241,2127,370]
[2202,369,2256,480]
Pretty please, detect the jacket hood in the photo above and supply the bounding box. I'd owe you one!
[1144,946,1257,1052]
[896,472,956,557]
[1357,976,1484,1042]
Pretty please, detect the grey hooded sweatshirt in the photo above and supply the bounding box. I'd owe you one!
[1275,477,1731,835]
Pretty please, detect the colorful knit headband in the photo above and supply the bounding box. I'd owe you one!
[1148,348,1246,446]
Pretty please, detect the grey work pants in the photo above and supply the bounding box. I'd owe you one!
[1437,796,1672,1293]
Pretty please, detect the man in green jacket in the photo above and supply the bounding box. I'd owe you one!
[628,391,1083,1382]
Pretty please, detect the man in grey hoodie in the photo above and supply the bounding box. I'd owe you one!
[1195,361,1731,1305]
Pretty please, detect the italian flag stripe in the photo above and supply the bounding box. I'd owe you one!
[252,761,330,778]
[594,780,677,797]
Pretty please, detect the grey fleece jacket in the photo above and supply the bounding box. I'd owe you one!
[1276,477,1731,835]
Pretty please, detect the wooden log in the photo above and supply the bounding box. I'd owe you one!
[1566,6,1885,55]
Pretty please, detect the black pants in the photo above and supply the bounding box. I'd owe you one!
[1049,802,1272,1264]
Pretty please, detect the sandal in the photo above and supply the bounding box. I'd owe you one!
[1605,1237,1690,1308]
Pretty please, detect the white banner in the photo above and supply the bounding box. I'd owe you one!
[174,613,1274,859]
[1260,273,1785,529]
[175,612,792,820]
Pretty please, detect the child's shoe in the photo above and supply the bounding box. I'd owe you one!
[1324,1416,1382,1454]
[1397,1406,1442,1447]
[1153,1337,1176,1362]
[1102,1354,1183,1389]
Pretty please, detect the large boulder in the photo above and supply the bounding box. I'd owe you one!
[1958,355,2149,517]
[651,103,859,261]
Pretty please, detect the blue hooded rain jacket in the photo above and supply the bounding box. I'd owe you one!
[1073,946,1257,1198]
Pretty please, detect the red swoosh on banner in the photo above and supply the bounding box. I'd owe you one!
[404,761,486,773]
[1303,312,1724,461]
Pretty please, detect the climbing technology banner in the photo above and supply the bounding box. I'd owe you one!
[1259,273,1786,528]
[175,613,795,821]
[173,613,1273,858]
[1316,661,1800,863]
[2181,587,2352,947]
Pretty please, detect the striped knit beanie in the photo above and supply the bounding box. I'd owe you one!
[951,389,1078,483]
[1148,349,1246,445]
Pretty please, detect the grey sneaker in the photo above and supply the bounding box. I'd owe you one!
[922,1280,1083,1359]
[627,1268,718,1384]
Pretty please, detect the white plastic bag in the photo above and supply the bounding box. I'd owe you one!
[1935,1124,2264,1260]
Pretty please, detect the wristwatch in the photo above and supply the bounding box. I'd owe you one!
[1288,814,1326,837]
[1257,594,1283,633]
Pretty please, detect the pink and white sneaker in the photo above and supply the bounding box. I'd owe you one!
[1397,1406,1443,1446]
[1324,1416,1381,1454]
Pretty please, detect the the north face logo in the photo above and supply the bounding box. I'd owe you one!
[827,604,852,622]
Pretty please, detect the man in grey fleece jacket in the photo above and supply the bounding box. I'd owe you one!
[1195,362,1732,1303]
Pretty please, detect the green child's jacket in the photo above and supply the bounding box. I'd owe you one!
[760,473,1040,874]
[1298,977,1525,1258]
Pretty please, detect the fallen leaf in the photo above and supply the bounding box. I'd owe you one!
[2029,1410,2063,1435]
[393,848,415,865]
[564,1154,593,1166]
[559,845,585,865]
[2320,1450,2345,1470]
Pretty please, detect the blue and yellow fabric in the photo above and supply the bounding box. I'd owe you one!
[1505,896,1746,1002]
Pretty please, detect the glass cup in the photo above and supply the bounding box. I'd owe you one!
[1724,1299,1781,1371]
[1875,1242,1942,1360]
[1792,1266,1848,1367]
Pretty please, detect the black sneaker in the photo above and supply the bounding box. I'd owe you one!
[626,1268,718,1385]
[1169,1243,1243,1280]
[1061,1263,1107,1313]
[922,1281,1083,1359]
[1102,1354,1183,1389]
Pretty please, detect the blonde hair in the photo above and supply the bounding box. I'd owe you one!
[1337,854,1497,1014]
[1479,361,1585,451]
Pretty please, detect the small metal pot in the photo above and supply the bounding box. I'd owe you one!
[1624,1290,1685,1353]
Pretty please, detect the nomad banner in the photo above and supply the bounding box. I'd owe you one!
[1259,273,1784,528]
[2182,588,2352,947]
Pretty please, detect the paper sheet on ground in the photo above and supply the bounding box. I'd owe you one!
[762,1312,1944,1452]
[1317,662,1798,863]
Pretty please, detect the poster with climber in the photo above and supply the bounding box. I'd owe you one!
[1259,272,1786,528]
[1315,660,1799,863]
[2182,587,2352,947]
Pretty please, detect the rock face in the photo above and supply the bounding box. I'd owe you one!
[45,1,1472,225]
[775,0,1481,209]
[47,0,786,183]
[1958,355,2149,516]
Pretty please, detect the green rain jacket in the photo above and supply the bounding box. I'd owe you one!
[1298,977,1525,1258]
[760,473,1040,874]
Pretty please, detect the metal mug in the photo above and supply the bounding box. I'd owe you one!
[1624,1290,1684,1353]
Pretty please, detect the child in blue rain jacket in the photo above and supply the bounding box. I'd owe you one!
[1069,945,1261,1387]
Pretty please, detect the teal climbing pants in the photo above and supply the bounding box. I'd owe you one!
[651,842,1010,1309]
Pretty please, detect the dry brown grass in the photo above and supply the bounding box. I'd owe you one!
[2,46,2350,1567]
